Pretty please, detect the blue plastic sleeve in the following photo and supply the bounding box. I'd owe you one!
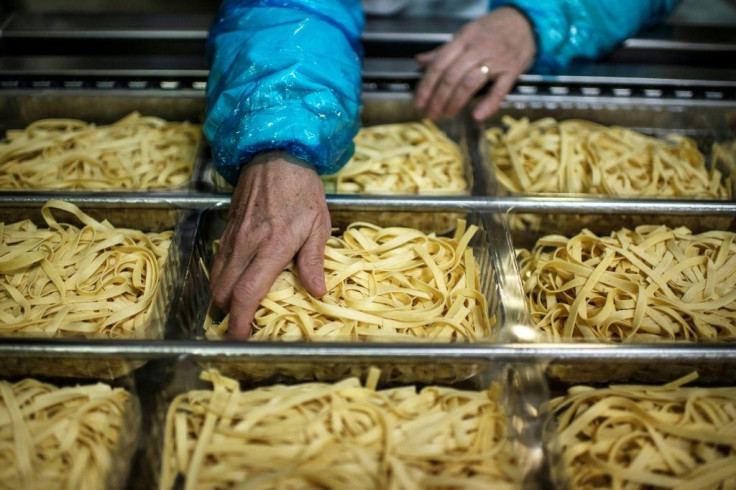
[492,0,678,73]
[205,0,364,185]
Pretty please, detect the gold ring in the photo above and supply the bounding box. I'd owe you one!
[479,64,490,76]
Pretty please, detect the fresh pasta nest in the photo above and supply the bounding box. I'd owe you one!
[487,116,731,197]
[322,120,468,194]
[0,378,136,490]
[207,220,492,342]
[0,200,172,338]
[549,372,736,489]
[0,112,200,190]
[160,370,518,489]
[519,225,736,341]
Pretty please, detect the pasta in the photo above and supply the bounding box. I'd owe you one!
[0,200,172,338]
[518,225,736,341]
[160,369,519,490]
[206,220,492,342]
[487,116,730,197]
[549,372,736,489]
[0,112,200,190]
[0,378,135,490]
[322,120,468,194]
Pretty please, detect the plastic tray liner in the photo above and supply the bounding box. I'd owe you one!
[176,208,522,384]
[480,99,736,199]
[203,92,490,198]
[0,204,198,379]
[0,371,140,490]
[0,91,208,192]
[499,209,736,383]
[542,374,736,490]
[133,357,548,489]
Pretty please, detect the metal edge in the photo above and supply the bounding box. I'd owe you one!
[0,340,734,362]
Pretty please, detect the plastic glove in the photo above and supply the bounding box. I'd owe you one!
[210,152,331,339]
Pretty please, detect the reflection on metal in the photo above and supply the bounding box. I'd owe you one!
[0,340,734,363]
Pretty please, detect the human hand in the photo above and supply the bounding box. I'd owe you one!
[415,7,536,121]
[210,152,331,339]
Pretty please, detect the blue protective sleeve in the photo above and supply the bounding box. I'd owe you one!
[492,0,678,73]
[205,0,364,185]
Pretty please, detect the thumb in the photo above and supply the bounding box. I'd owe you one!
[296,228,328,297]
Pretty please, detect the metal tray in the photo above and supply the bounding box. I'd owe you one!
[541,374,736,490]
[500,208,736,383]
[177,207,521,382]
[0,203,198,378]
[0,90,209,192]
[481,96,736,199]
[200,92,489,197]
[0,371,141,490]
[130,356,548,489]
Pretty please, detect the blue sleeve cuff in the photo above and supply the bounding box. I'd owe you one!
[205,1,363,186]
[492,0,678,73]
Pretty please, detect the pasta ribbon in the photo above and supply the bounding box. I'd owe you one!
[322,120,468,194]
[0,200,172,338]
[0,378,132,490]
[207,220,492,342]
[487,116,730,197]
[0,112,200,190]
[519,225,736,341]
[160,370,518,490]
[549,373,736,489]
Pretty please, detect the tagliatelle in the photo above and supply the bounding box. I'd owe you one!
[487,116,730,197]
[518,225,736,341]
[160,369,518,490]
[549,372,736,489]
[0,378,134,490]
[207,220,492,342]
[0,112,200,190]
[0,200,172,338]
[322,120,468,194]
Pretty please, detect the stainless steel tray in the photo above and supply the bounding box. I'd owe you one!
[481,96,736,199]
[0,90,209,192]
[177,207,519,382]
[130,356,548,489]
[0,203,198,378]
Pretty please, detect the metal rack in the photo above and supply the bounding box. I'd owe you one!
[1,12,735,488]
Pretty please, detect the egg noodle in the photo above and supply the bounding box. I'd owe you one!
[549,372,736,489]
[518,225,736,340]
[487,116,730,197]
[0,200,172,338]
[0,112,200,190]
[322,120,468,194]
[160,369,518,490]
[206,220,492,342]
[0,379,132,490]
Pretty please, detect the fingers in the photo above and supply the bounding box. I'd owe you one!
[210,226,257,313]
[424,52,492,120]
[296,217,331,298]
[415,48,438,66]
[472,73,515,122]
[415,40,466,110]
[226,245,293,339]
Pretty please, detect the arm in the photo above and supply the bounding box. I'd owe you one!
[415,0,678,121]
[205,0,364,338]
[495,0,679,73]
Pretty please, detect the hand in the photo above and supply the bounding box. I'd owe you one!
[210,152,331,339]
[415,7,536,121]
